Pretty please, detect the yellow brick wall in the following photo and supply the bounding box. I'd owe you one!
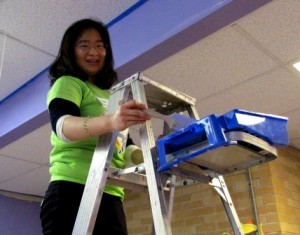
[123,146,300,235]
[269,147,300,235]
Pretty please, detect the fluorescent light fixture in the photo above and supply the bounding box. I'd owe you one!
[293,61,300,72]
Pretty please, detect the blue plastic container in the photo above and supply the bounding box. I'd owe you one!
[156,109,288,172]
[218,109,288,146]
[156,114,229,172]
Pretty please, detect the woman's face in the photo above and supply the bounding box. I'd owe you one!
[75,28,106,81]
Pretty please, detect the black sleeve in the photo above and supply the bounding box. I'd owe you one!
[126,134,135,147]
[48,98,80,134]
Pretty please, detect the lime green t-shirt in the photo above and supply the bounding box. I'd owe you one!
[47,75,125,198]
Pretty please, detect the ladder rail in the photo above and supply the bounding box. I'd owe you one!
[210,174,245,235]
[72,87,127,235]
[131,78,173,235]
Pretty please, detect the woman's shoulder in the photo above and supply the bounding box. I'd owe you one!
[55,75,86,85]
[47,76,88,103]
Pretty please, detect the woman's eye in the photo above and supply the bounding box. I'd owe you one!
[96,44,105,48]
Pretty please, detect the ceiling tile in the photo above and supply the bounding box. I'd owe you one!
[0,0,138,55]
[145,26,278,100]
[0,33,4,73]
[290,138,300,151]
[193,67,300,141]
[0,165,49,196]
[237,0,300,62]
[0,156,41,183]
[284,109,300,140]
[0,36,54,100]
[0,124,52,164]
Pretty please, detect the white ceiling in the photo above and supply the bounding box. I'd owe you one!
[0,0,300,197]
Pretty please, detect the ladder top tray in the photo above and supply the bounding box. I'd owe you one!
[156,109,288,174]
[111,73,196,114]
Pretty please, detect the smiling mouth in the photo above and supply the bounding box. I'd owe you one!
[87,59,100,63]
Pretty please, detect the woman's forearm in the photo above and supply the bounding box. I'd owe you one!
[61,100,150,141]
[62,115,114,141]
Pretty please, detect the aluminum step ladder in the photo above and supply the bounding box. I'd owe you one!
[72,72,246,235]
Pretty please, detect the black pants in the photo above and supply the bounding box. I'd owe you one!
[40,181,128,235]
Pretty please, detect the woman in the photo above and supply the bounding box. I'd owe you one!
[40,18,149,235]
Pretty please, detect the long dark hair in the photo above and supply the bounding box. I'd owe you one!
[49,18,117,89]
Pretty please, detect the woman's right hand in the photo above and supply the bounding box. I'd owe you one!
[111,100,150,131]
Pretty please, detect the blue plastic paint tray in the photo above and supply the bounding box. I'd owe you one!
[218,109,288,146]
[156,109,288,173]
